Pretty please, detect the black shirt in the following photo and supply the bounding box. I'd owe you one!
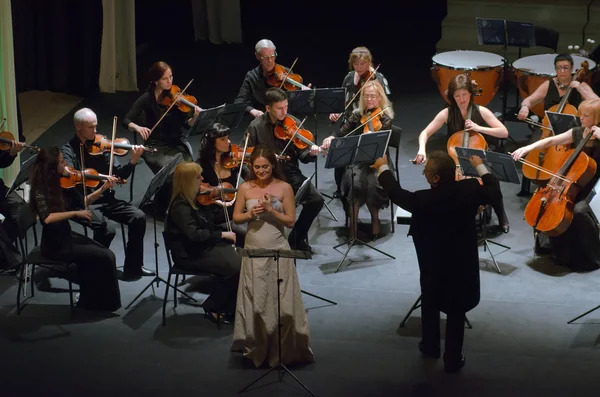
[234,65,270,114]
[0,150,18,189]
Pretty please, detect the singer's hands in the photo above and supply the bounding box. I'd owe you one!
[221,231,237,244]
[259,193,273,213]
[74,210,92,222]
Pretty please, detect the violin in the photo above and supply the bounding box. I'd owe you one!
[274,116,317,150]
[266,64,310,91]
[60,166,126,189]
[222,144,290,169]
[196,182,237,206]
[361,107,383,133]
[0,131,39,152]
[158,85,198,113]
[356,69,377,92]
[87,134,157,156]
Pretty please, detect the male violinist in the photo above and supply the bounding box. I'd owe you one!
[234,39,311,119]
[246,87,324,251]
[61,108,154,280]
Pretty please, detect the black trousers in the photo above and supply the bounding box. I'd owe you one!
[0,188,24,269]
[286,170,324,244]
[421,293,465,362]
[87,194,146,273]
[175,243,241,314]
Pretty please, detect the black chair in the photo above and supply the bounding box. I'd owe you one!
[385,125,402,233]
[15,206,77,317]
[161,231,225,328]
[534,26,559,52]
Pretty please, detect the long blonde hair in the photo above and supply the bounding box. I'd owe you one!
[170,162,202,210]
[358,80,394,119]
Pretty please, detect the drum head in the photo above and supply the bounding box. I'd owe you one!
[432,50,505,70]
[513,54,597,76]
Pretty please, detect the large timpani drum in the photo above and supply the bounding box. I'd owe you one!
[431,50,505,106]
[512,54,597,119]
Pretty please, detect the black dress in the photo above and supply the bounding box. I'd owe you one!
[33,190,121,311]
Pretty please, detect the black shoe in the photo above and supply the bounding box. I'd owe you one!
[516,190,532,197]
[122,267,155,281]
[332,189,342,199]
[419,341,441,359]
[204,311,231,325]
[293,240,313,252]
[444,355,466,373]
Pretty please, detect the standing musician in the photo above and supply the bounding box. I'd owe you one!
[512,99,600,272]
[196,123,249,247]
[234,39,311,119]
[29,147,121,312]
[322,80,394,240]
[328,46,392,198]
[373,150,502,373]
[61,108,154,281]
[0,139,25,270]
[413,74,510,233]
[246,87,324,252]
[516,53,599,196]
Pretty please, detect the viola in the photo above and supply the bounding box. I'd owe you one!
[158,85,198,113]
[361,107,383,133]
[222,144,290,169]
[522,61,590,185]
[196,182,237,206]
[87,134,157,156]
[274,116,316,150]
[356,69,377,92]
[60,166,126,189]
[266,64,310,91]
[0,131,39,152]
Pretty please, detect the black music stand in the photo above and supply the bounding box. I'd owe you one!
[126,154,195,309]
[546,111,581,134]
[6,154,37,197]
[456,147,520,273]
[327,131,395,273]
[216,102,249,130]
[188,104,226,137]
[399,294,473,329]
[238,248,316,397]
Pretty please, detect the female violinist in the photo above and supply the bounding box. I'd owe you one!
[516,53,599,196]
[196,123,249,247]
[413,74,510,233]
[29,147,121,312]
[512,99,600,271]
[322,80,393,240]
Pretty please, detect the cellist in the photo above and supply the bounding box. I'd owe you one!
[413,74,510,233]
[516,53,599,196]
[512,99,600,271]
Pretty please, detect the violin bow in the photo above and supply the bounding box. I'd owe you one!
[336,64,381,123]
[149,79,194,134]
[278,58,299,90]
[213,162,237,251]
[508,153,572,183]
[279,116,310,157]
[79,143,89,209]
[108,116,117,190]
[233,133,251,199]
[343,106,390,137]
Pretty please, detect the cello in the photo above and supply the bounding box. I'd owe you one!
[522,61,589,185]
[446,105,488,179]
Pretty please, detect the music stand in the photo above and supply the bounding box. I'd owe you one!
[238,248,316,397]
[216,102,249,130]
[6,154,37,197]
[126,153,195,309]
[327,131,396,273]
[188,104,226,137]
[546,111,581,134]
[456,147,520,273]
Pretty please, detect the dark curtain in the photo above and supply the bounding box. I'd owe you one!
[11,0,103,97]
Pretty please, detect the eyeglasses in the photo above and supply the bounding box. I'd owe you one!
[555,66,572,71]
[259,52,277,61]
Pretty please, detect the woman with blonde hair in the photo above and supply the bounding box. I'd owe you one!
[165,161,241,323]
[512,99,600,271]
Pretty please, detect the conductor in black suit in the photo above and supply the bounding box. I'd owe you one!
[373,150,501,373]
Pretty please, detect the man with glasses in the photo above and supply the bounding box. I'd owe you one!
[373,150,501,373]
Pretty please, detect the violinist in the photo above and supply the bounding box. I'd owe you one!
[61,108,154,281]
[196,123,249,247]
[0,138,25,270]
[413,74,510,233]
[322,80,393,240]
[511,99,600,271]
[165,162,240,324]
[516,53,599,196]
[29,147,121,312]
[246,87,324,252]
[234,39,311,119]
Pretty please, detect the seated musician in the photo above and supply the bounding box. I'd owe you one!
[322,80,394,241]
[0,140,25,270]
[234,39,311,119]
[516,53,599,196]
[328,46,392,198]
[165,162,240,323]
[30,147,121,312]
[196,123,248,247]
[61,108,154,281]
[512,99,600,271]
[246,87,324,252]
[413,74,510,233]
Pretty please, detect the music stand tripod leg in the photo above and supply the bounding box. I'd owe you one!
[567,304,600,324]
[305,172,338,222]
[400,295,422,328]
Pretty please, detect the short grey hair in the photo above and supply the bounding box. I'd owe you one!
[255,39,275,53]
[73,108,97,126]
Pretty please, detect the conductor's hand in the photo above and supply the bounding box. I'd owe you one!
[371,155,388,170]
[74,210,92,222]
[468,155,483,167]
[221,231,236,244]
[413,152,426,165]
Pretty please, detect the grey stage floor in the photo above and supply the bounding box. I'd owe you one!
[1,81,600,397]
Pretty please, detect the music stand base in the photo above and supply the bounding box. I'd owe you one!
[479,238,510,274]
[239,363,316,396]
[567,305,600,324]
[399,295,473,329]
[333,237,395,273]
[125,276,197,310]
[301,289,337,305]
